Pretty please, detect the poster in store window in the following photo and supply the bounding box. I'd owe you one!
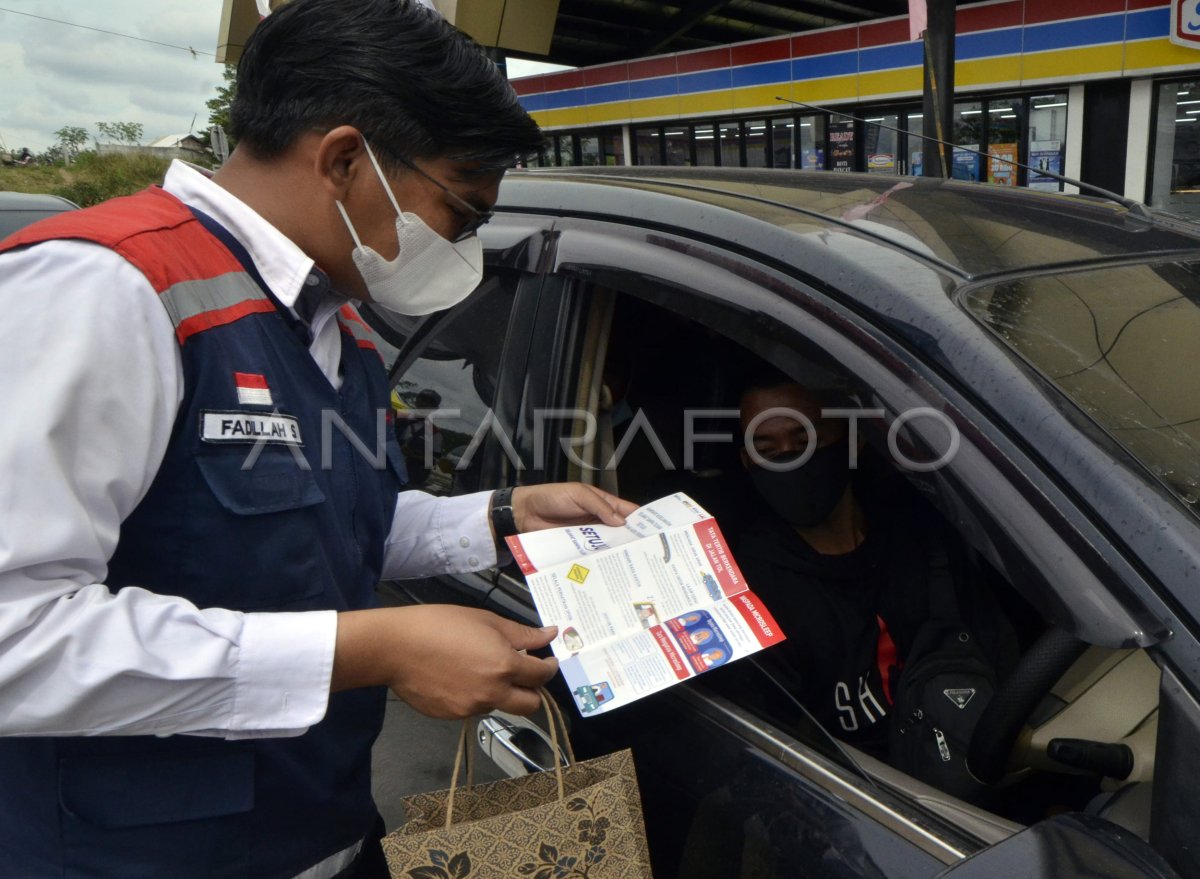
[988,143,1018,186]
[829,119,856,172]
[1029,140,1063,191]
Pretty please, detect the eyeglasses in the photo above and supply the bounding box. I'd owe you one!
[394,154,494,243]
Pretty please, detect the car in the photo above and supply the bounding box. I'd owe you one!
[0,191,80,239]
[364,166,1200,879]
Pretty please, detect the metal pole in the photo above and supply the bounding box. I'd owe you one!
[921,0,955,178]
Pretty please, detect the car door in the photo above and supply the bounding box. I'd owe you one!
[376,210,1186,879]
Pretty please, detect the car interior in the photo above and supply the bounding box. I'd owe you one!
[370,266,1168,862]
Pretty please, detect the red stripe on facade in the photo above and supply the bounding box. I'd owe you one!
[956,0,1023,34]
[234,372,268,389]
[677,46,731,74]
[732,37,790,66]
[175,299,277,343]
[859,17,911,48]
[1126,0,1168,9]
[1023,0,1125,24]
[584,62,630,86]
[791,26,857,58]
[510,76,545,96]
[542,69,585,92]
[628,56,677,81]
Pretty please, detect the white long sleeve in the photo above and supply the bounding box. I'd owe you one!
[0,239,334,737]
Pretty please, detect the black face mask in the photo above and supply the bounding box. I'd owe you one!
[748,438,851,528]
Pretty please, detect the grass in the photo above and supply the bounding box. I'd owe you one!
[0,151,175,207]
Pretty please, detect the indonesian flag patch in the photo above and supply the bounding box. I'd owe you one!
[234,372,273,406]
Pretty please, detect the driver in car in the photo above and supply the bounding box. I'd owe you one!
[731,371,1018,761]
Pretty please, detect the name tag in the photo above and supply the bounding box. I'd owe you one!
[201,411,303,445]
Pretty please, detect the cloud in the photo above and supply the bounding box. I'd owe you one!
[0,0,225,152]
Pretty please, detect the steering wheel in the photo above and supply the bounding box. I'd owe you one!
[967,626,1089,785]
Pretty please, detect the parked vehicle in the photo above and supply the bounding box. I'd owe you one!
[365,167,1200,879]
[0,191,79,239]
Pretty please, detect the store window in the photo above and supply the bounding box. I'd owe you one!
[694,123,718,166]
[986,98,1021,186]
[1027,93,1068,192]
[906,110,925,175]
[665,127,691,166]
[635,127,662,165]
[745,119,769,168]
[719,121,741,166]
[799,115,826,169]
[579,135,601,166]
[1150,80,1200,218]
[952,101,983,181]
[600,130,625,166]
[556,134,576,167]
[771,117,795,168]
[864,112,900,174]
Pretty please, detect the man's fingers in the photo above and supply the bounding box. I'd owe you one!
[510,651,559,689]
[499,619,558,651]
[495,685,549,717]
[580,485,638,525]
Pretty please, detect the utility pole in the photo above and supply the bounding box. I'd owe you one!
[921,0,956,178]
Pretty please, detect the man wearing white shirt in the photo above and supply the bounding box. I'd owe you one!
[0,1,633,877]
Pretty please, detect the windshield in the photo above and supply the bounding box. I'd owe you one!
[961,260,1200,518]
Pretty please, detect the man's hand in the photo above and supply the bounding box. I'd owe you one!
[332,605,559,717]
[512,483,638,533]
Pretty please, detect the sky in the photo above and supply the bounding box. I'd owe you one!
[0,1,570,154]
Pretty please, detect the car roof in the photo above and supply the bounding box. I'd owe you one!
[498,167,1200,282]
[0,191,79,212]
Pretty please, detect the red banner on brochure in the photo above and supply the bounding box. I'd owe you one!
[730,591,787,648]
[650,625,691,681]
[505,535,536,575]
[692,519,745,598]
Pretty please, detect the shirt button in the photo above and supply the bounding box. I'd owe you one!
[459,537,471,548]
[304,273,320,286]
[468,556,480,567]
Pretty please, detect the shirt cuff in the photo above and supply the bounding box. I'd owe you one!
[434,491,497,572]
[226,609,336,737]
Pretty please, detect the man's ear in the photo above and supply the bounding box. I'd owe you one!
[313,125,368,201]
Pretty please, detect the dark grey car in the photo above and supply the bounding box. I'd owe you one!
[366,168,1200,879]
[0,191,79,240]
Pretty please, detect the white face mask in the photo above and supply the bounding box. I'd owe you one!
[334,141,483,316]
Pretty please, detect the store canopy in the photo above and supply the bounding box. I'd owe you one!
[220,0,974,67]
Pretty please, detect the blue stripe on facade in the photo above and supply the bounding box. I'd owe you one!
[629,76,679,100]
[1022,13,1126,54]
[731,59,792,88]
[858,42,923,73]
[956,27,1023,62]
[678,68,734,94]
[585,81,631,105]
[792,50,859,81]
[520,89,589,112]
[1126,6,1170,42]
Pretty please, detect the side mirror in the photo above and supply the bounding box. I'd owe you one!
[937,813,1178,879]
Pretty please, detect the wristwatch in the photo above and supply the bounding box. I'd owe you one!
[490,486,519,540]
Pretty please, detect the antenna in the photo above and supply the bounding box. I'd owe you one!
[774,96,1151,219]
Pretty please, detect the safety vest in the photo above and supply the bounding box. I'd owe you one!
[0,187,405,878]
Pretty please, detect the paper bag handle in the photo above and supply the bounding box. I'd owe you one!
[444,687,573,829]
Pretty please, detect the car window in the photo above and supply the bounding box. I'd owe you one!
[387,273,518,495]
[960,260,1200,521]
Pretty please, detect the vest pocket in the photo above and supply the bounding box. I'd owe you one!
[197,451,325,515]
[58,744,254,877]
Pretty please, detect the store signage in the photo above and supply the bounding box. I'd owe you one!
[1172,0,1200,48]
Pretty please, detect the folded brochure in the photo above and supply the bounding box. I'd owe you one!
[506,493,785,716]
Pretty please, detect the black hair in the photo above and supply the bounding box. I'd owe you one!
[740,366,853,410]
[230,0,546,171]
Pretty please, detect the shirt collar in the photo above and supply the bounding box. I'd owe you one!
[162,160,317,309]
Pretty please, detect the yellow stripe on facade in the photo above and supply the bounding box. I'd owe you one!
[733,83,793,111]
[1022,44,1123,81]
[957,55,1022,88]
[857,67,923,100]
[1125,38,1200,74]
[793,73,859,105]
[531,107,592,129]
[586,102,633,124]
[677,90,737,116]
